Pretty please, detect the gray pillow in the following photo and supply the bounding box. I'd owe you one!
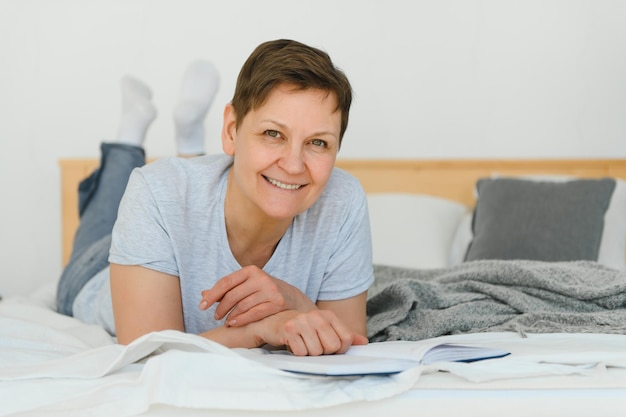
[464,178,616,262]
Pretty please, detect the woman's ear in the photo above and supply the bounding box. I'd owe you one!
[221,103,237,156]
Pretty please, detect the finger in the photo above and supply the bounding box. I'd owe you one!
[214,284,259,320]
[222,287,271,322]
[200,269,250,307]
[296,311,339,356]
[220,274,286,321]
[285,336,308,357]
[315,312,355,354]
[282,314,323,356]
[315,328,343,355]
[319,323,351,355]
[203,270,261,318]
[352,334,369,346]
[225,302,277,327]
[199,287,230,311]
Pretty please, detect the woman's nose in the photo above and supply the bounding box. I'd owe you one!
[278,144,305,174]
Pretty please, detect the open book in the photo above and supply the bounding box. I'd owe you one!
[236,340,510,376]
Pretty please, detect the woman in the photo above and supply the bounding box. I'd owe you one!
[59,39,374,356]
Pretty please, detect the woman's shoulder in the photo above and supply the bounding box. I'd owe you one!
[142,154,231,174]
[128,154,232,202]
[325,167,366,199]
[137,154,231,183]
[306,167,367,216]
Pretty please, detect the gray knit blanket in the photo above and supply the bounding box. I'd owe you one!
[366,260,626,342]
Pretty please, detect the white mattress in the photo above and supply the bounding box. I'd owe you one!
[1,284,625,417]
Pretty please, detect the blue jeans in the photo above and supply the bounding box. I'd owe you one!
[56,142,145,315]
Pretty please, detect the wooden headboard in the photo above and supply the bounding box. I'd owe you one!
[59,158,626,266]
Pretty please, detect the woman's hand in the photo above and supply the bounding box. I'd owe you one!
[252,309,369,356]
[199,265,316,327]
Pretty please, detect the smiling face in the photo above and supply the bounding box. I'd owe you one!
[222,84,341,224]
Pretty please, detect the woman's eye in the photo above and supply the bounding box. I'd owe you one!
[311,138,327,148]
[265,130,281,138]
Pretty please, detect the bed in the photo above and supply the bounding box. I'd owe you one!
[1,157,626,417]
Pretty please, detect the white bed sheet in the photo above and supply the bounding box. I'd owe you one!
[1,284,625,417]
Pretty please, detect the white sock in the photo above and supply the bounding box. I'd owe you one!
[114,75,157,147]
[173,60,219,156]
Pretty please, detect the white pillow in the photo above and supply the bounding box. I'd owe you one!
[449,212,472,266]
[599,179,626,270]
[367,193,468,269]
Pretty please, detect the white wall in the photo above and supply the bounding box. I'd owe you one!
[1,0,625,297]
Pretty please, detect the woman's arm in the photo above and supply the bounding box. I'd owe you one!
[110,263,366,355]
[110,263,264,347]
[204,289,370,355]
[110,264,185,344]
[317,291,368,337]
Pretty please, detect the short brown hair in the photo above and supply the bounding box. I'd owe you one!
[231,39,352,145]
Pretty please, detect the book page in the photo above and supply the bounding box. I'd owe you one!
[235,341,509,376]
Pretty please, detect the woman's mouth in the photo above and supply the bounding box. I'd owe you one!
[263,175,303,190]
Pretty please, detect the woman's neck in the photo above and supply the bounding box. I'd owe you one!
[224,177,292,268]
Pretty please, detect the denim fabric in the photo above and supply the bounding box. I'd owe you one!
[56,142,145,315]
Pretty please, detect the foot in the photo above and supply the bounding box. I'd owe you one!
[173,60,219,156]
[114,75,157,147]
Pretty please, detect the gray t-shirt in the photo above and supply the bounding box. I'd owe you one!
[108,154,374,335]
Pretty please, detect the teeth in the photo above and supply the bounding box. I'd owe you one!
[266,177,302,190]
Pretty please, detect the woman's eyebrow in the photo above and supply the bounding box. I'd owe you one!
[260,119,338,139]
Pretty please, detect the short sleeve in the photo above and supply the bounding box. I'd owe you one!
[108,169,179,276]
[317,174,375,300]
